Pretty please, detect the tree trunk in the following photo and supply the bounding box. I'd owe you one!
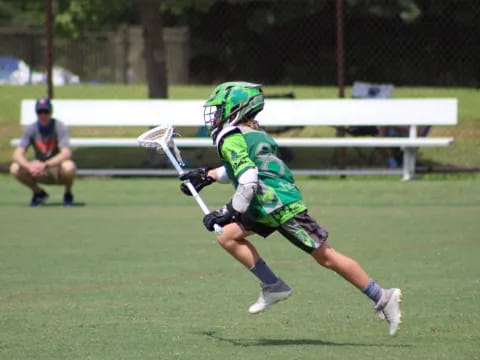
[139,0,168,98]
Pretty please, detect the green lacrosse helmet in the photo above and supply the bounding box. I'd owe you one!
[203,81,264,141]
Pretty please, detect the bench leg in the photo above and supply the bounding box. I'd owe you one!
[402,148,417,181]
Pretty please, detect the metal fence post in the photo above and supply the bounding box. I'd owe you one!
[44,0,54,99]
[336,0,347,172]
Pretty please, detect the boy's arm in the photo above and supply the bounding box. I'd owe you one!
[203,133,258,231]
[179,166,216,196]
[207,166,230,184]
[220,133,258,213]
[180,166,230,197]
[179,132,254,195]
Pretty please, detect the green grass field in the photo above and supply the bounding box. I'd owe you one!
[0,85,479,169]
[1,176,479,359]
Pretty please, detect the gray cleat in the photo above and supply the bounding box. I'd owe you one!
[374,288,402,336]
[249,278,292,314]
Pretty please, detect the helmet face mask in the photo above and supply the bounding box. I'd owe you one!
[204,105,222,131]
[203,82,264,141]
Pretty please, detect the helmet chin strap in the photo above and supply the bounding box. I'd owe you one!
[212,112,240,144]
[228,112,241,127]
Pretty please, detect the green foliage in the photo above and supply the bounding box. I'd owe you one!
[54,0,136,36]
[0,0,43,25]
[0,0,215,37]
[0,0,16,20]
[346,0,421,22]
[162,0,214,14]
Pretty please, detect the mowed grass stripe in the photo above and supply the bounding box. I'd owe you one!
[1,237,477,302]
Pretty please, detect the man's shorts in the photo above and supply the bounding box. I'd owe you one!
[37,165,62,184]
[238,210,329,254]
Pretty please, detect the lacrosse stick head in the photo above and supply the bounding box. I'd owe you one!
[137,124,175,149]
[137,124,223,235]
[137,124,185,168]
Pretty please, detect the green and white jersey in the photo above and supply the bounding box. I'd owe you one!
[216,125,306,226]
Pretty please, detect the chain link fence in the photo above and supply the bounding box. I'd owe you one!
[0,28,119,83]
[188,0,480,86]
[2,0,478,86]
[342,0,480,87]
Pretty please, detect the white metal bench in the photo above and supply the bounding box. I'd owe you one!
[12,98,458,180]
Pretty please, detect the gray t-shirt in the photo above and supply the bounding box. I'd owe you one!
[19,118,70,161]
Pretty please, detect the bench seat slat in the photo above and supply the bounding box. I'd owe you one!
[20,99,458,126]
[11,137,454,148]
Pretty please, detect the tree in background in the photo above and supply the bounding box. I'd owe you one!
[139,0,167,98]
[54,0,171,98]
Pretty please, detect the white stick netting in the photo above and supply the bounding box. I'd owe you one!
[137,125,174,148]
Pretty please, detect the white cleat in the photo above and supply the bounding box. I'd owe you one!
[375,288,402,336]
[248,279,292,314]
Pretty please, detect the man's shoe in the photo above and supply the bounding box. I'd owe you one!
[63,192,74,207]
[248,279,292,314]
[30,190,48,207]
[374,288,402,336]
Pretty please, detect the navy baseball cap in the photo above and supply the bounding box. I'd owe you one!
[35,98,52,112]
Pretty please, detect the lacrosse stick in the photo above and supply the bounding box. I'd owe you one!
[137,125,222,234]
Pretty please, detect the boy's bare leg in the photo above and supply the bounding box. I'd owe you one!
[215,222,260,268]
[312,242,402,335]
[311,242,370,290]
[215,222,292,313]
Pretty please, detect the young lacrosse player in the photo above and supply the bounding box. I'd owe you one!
[180,82,402,336]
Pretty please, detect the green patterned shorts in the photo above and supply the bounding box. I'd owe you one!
[239,210,329,254]
[277,211,329,253]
